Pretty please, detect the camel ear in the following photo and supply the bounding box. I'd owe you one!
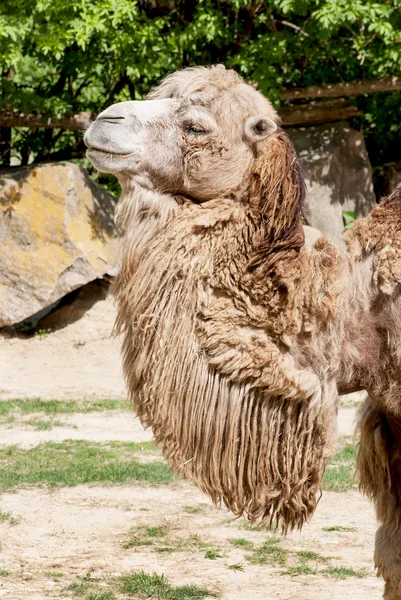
[244,116,277,144]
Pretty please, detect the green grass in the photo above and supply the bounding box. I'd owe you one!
[0,440,171,492]
[123,525,167,549]
[246,537,288,567]
[227,563,244,572]
[204,548,223,560]
[25,418,69,431]
[68,581,91,596]
[283,565,317,576]
[0,570,9,577]
[123,525,207,554]
[340,396,363,409]
[117,570,217,599]
[323,525,356,532]
[323,443,357,492]
[44,571,64,579]
[230,538,254,549]
[322,566,367,579]
[85,593,117,600]
[0,509,18,525]
[296,550,328,563]
[145,526,167,537]
[238,521,274,532]
[0,398,126,416]
[183,505,203,514]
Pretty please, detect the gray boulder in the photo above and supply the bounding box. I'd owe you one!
[0,162,118,327]
[289,122,375,246]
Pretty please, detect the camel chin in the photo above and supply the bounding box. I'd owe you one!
[85,148,139,174]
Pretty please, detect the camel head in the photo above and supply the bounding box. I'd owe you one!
[84,65,280,201]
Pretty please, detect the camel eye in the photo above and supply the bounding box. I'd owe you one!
[185,124,208,135]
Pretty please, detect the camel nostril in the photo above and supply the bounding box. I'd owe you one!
[96,115,126,123]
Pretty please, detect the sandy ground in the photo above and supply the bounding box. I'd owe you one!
[0,298,383,599]
[0,298,125,400]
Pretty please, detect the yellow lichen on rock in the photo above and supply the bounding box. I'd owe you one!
[0,162,118,327]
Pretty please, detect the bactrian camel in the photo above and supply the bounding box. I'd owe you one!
[85,65,401,599]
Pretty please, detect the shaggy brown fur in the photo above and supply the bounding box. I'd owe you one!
[86,65,401,597]
[112,127,344,532]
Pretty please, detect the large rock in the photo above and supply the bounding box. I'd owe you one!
[289,122,375,246]
[0,162,118,327]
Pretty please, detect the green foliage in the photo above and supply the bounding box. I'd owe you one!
[2,1,401,168]
[343,210,357,230]
[34,328,52,339]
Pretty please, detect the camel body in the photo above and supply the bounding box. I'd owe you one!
[85,65,401,599]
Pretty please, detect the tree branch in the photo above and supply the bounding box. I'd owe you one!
[0,111,93,131]
[0,100,359,131]
[279,98,360,127]
[281,75,401,101]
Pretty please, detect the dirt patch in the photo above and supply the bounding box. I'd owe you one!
[0,483,381,600]
[0,412,153,448]
[0,298,125,400]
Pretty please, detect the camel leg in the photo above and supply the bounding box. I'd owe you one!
[376,525,401,599]
[357,395,401,599]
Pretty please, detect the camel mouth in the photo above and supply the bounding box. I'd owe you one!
[86,147,135,158]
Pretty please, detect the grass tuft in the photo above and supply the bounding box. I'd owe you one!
[44,571,64,579]
[117,570,216,599]
[0,509,18,525]
[204,548,223,560]
[322,566,367,579]
[145,526,167,537]
[296,550,328,563]
[25,418,68,431]
[283,565,317,576]
[228,563,244,572]
[123,525,167,549]
[86,593,117,600]
[123,526,207,554]
[322,525,356,532]
[0,570,9,577]
[68,581,91,596]
[183,505,203,514]
[246,537,288,567]
[230,538,254,549]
